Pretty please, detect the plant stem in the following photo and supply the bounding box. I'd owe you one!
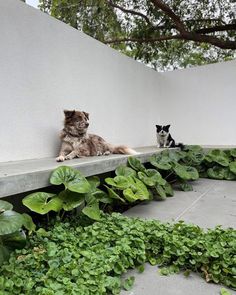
[46,213,50,224]
[60,211,65,220]
[165,171,174,180]
[169,178,177,184]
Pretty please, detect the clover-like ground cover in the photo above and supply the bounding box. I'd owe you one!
[0,213,235,295]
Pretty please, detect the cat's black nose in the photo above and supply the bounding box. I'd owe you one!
[85,122,89,127]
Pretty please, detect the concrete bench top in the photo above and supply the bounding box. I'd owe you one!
[1,145,235,198]
[0,146,163,198]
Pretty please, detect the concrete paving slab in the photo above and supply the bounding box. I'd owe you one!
[123,179,236,295]
[121,264,235,295]
[179,180,236,228]
[124,179,215,222]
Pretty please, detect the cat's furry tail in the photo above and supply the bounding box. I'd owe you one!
[111,145,139,155]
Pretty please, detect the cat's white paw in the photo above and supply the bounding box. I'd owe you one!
[56,155,65,162]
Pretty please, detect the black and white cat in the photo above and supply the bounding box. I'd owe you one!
[156,125,183,149]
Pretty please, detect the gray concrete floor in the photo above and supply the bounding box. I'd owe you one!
[121,179,236,295]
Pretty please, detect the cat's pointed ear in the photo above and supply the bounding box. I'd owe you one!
[166,124,171,130]
[83,111,89,120]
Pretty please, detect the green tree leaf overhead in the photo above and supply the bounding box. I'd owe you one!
[39,0,236,70]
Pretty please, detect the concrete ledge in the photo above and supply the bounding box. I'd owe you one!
[1,145,235,198]
[0,146,163,198]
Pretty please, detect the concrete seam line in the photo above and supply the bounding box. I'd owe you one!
[174,184,215,221]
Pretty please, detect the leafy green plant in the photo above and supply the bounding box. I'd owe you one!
[0,200,35,263]
[149,146,236,190]
[104,157,174,203]
[0,213,235,294]
[105,173,150,203]
[23,166,110,221]
[201,149,236,180]
[220,288,232,295]
[149,149,199,191]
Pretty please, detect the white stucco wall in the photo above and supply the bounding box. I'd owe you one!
[0,0,161,162]
[158,60,236,145]
[0,0,235,163]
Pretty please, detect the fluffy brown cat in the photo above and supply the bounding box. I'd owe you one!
[56,110,138,162]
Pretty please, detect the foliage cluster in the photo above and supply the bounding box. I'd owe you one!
[1,146,236,294]
[21,147,203,225]
[0,200,35,264]
[201,148,236,181]
[21,146,236,222]
[39,0,236,70]
[150,146,236,189]
[105,157,173,203]
[0,213,235,294]
[23,166,111,221]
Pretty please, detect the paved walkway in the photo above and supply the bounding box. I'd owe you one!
[121,179,236,295]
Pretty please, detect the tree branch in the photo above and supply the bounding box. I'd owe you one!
[104,33,236,49]
[195,23,236,34]
[104,35,182,44]
[107,1,152,25]
[150,0,186,33]
[183,33,236,49]
[150,0,236,49]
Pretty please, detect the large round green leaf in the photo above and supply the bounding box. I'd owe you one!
[229,161,236,175]
[127,157,146,172]
[167,150,186,162]
[50,166,91,193]
[82,201,101,221]
[105,176,130,190]
[180,182,193,191]
[230,149,236,158]
[2,230,26,250]
[22,192,62,214]
[58,190,85,211]
[207,166,226,180]
[0,211,24,235]
[21,213,36,232]
[155,185,166,200]
[204,155,213,164]
[123,188,140,202]
[0,244,10,264]
[184,151,205,166]
[92,189,113,204]
[138,169,166,187]
[206,149,229,167]
[173,164,198,180]
[138,171,155,187]
[123,178,149,202]
[146,169,166,185]
[185,166,199,180]
[224,168,236,180]
[163,182,174,197]
[0,200,13,212]
[115,165,136,177]
[104,186,126,203]
[87,176,100,191]
[183,145,203,152]
[149,155,172,170]
[0,230,27,264]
